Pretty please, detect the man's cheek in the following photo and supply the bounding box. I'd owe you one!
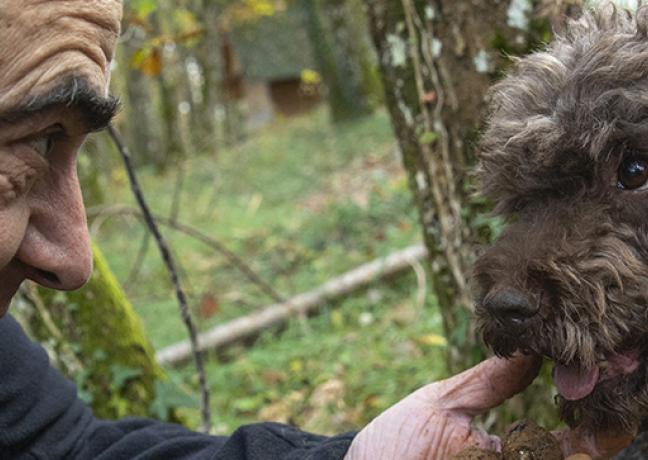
[0,203,29,269]
[0,166,38,208]
[0,165,38,269]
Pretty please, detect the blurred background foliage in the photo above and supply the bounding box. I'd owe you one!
[16,0,629,438]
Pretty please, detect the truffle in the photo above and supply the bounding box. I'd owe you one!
[501,419,563,460]
[452,447,502,460]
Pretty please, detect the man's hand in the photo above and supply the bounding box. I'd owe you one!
[344,355,634,460]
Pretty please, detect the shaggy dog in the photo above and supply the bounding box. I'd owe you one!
[473,5,648,435]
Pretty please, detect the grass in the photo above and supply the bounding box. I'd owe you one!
[185,278,448,434]
[93,107,451,433]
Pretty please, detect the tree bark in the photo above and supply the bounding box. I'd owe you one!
[191,0,223,152]
[300,0,373,122]
[364,0,539,372]
[153,4,185,169]
[111,37,161,168]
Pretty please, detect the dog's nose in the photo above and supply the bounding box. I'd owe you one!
[482,287,538,329]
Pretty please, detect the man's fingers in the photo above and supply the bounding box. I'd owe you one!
[433,354,542,417]
[463,427,501,454]
[552,426,636,459]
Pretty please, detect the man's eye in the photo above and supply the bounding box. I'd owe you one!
[618,157,648,190]
[24,123,66,157]
[27,135,53,157]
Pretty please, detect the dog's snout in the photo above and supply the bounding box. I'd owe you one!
[482,287,538,329]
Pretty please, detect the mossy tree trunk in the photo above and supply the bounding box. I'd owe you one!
[153,4,185,170]
[113,43,160,168]
[300,0,373,122]
[24,243,166,420]
[191,0,223,153]
[346,0,385,107]
[363,0,543,373]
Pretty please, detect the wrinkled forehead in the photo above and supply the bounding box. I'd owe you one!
[0,0,122,114]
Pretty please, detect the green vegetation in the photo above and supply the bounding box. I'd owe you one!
[189,280,448,434]
[29,244,165,420]
[93,108,454,432]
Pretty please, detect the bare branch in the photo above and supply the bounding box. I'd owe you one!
[106,126,211,433]
[87,204,285,304]
[157,244,428,366]
[125,232,150,290]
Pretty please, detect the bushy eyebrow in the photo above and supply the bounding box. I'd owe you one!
[0,76,120,132]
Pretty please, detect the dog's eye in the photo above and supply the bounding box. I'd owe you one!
[618,157,648,190]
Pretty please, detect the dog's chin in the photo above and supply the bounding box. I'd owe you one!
[553,349,640,401]
[482,323,648,432]
[557,353,648,433]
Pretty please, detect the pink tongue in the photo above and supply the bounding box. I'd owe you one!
[554,364,599,401]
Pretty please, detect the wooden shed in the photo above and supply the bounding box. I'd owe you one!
[225,7,321,129]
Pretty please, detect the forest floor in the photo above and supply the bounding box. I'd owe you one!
[94,107,450,434]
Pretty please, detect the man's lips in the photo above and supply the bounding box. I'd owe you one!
[552,349,640,401]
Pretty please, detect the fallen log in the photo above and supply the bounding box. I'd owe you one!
[156,244,428,366]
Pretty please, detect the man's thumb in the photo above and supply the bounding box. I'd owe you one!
[434,354,542,417]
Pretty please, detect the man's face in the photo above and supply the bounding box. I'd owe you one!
[0,0,122,314]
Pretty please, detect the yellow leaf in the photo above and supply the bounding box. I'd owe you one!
[416,334,448,347]
[173,8,198,33]
[301,69,322,86]
[140,48,162,77]
[110,168,127,186]
[130,47,162,77]
[250,0,275,16]
[331,310,344,329]
[223,0,285,28]
[364,394,382,408]
[289,359,303,374]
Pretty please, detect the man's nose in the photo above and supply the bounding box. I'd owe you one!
[481,287,538,330]
[16,165,92,290]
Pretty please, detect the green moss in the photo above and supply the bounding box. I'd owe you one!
[34,243,166,419]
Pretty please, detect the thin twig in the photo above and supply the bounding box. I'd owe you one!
[107,125,211,433]
[125,232,150,290]
[153,216,285,303]
[87,204,286,304]
[407,257,427,312]
[169,158,186,224]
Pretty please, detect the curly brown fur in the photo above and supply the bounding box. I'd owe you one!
[474,4,648,434]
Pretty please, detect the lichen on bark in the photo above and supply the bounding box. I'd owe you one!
[363,0,548,373]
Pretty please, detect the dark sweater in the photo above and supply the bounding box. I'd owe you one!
[0,314,355,460]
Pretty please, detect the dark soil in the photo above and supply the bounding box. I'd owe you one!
[452,447,502,460]
[501,420,562,460]
[452,416,648,459]
[453,419,562,460]
[452,447,502,459]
